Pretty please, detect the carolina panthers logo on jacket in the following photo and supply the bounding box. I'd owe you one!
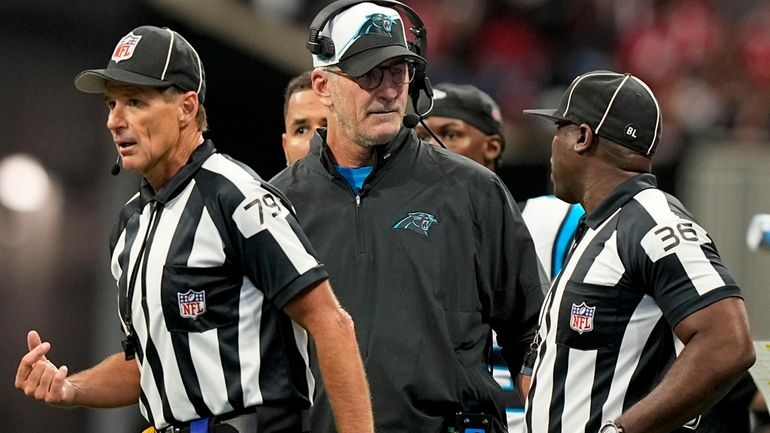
[393,212,438,236]
[356,13,396,38]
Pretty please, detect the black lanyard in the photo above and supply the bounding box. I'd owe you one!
[121,201,162,360]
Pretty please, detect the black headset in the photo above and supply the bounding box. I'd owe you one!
[306,0,433,111]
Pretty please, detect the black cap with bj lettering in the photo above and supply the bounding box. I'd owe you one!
[524,70,661,156]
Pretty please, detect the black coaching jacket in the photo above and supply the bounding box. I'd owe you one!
[270,127,547,433]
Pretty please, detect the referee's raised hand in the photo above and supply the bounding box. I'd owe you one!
[15,330,73,406]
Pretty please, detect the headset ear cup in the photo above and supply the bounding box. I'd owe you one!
[318,35,336,59]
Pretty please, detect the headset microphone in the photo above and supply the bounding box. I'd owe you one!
[408,92,446,149]
[403,114,419,129]
[110,156,121,176]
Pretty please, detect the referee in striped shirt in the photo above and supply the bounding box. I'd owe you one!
[14,26,373,433]
[522,70,755,433]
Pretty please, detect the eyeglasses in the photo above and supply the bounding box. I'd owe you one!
[327,62,416,90]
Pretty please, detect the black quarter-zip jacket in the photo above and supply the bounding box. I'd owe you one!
[271,128,548,433]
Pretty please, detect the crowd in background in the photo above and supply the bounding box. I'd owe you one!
[248,0,770,191]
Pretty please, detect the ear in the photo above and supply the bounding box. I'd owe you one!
[178,91,199,128]
[483,135,503,164]
[311,69,334,108]
[281,133,291,167]
[575,123,595,154]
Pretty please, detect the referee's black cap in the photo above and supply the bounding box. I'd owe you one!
[425,83,506,149]
[523,70,661,156]
[74,26,206,103]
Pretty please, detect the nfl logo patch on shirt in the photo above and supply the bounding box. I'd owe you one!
[178,289,206,319]
[112,32,142,63]
[570,302,595,334]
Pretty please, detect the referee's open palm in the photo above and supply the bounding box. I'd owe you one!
[15,330,74,406]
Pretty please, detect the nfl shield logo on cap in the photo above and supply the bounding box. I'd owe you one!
[112,32,143,63]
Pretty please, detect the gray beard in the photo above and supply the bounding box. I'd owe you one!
[335,112,396,148]
[354,133,382,148]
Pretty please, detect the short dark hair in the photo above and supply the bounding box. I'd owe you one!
[283,71,313,118]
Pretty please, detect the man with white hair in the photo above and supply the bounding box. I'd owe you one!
[272,2,548,432]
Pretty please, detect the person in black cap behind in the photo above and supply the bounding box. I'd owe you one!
[271,2,548,433]
[416,82,586,279]
[415,83,506,171]
[522,70,755,433]
[14,25,374,433]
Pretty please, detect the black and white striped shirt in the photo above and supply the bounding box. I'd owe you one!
[109,140,327,429]
[492,196,583,431]
[524,174,742,433]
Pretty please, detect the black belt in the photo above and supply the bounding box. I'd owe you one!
[159,405,309,433]
[160,414,247,433]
